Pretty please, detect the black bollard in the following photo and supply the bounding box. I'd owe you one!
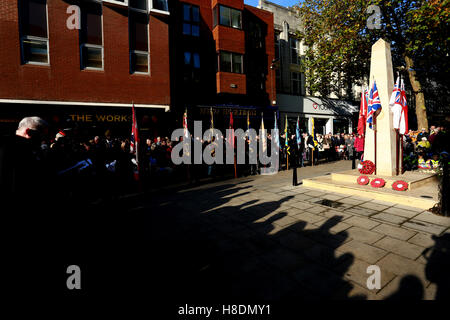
[352,147,356,169]
[293,165,297,186]
[442,160,449,216]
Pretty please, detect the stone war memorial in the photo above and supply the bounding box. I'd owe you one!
[304,39,438,211]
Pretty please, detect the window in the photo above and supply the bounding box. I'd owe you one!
[276,69,281,92]
[291,72,302,95]
[290,37,300,65]
[219,52,243,74]
[152,0,168,12]
[80,2,103,70]
[217,5,241,29]
[184,51,200,82]
[275,33,280,60]
[182,4,199,37]
[129,0,147,11]
[19,0,49,65]
[129,11,149,74]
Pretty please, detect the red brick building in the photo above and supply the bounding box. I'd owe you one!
[0,0,171,137]
[170,0,276,130]
[0,0,276,136]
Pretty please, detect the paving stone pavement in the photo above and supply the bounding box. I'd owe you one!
[142,161,450,301]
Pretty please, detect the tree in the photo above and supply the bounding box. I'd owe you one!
[295,0,450,131]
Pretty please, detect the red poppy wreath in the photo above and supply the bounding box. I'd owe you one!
[358,160,375,175]
[392,180,408,191]
[371,178,385,188]
[357,175,370,185]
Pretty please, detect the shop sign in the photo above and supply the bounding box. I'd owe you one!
[68,114,132,123]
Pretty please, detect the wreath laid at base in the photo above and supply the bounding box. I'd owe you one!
[392,180,408,191]
[357,175,370,185]
[358,160,375,175]
[371,178,386,188]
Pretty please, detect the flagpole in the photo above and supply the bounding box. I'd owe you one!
[396,129,399,176]
[373,110,377,175]
[400,134,404,174]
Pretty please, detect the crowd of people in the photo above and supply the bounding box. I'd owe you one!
[402,126,449,171]
[1,117,449,205]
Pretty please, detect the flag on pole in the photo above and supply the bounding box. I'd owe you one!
[261,113,267,153]
[228,111,235,149]
[247,111,250,131]
[131,102,140,179]
[367,81,382,129]
[273,112,279,150]
[296,116,301,150]
[399,79,409,135]
[357,87,368,135]
[210,107,214,130]
[311,118,318,150]
[284,114,290,155]
[183,108,190,157]
[390,76,403,131]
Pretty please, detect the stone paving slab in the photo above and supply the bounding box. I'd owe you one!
[314,220,352,235]
[333,258,396,294]
[372,224,416,241]
[291,194,314,201]
[413,212,450,227]
[305,205,329,214]
[332,281,379,300]
[371,212,408,225]
[336,240,388,264]
[345,216,381,230]
[402,221,448,235]
[272,215,299,227]
[341,226,385,244]
[338,197,368,205]
[293,212,327,224]
[392,204,425,213]
[289,201,316,210]
[373,236,424,260]
[320,194,348,201]
[347,207,378,217]
[319,209,353,221]
[376,275,435,300]
[376,253,429,283]
[359,202,391,212]
[276,230,317,251]
[408,232,435,248]
[382,207,421,218]
[292,264,349,299]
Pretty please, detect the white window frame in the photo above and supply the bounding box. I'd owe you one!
[20,0,50,66]
[80,43,104,70]
[103,0,128,7]
[291,72,301,95]
[290,37,300,65]
[21,35,50,66]
[149,0,170,15]
[80,3,104,71]
[129,10,150,75]
[130,50,150,75]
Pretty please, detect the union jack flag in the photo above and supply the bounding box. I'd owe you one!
[367,81,382,129]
